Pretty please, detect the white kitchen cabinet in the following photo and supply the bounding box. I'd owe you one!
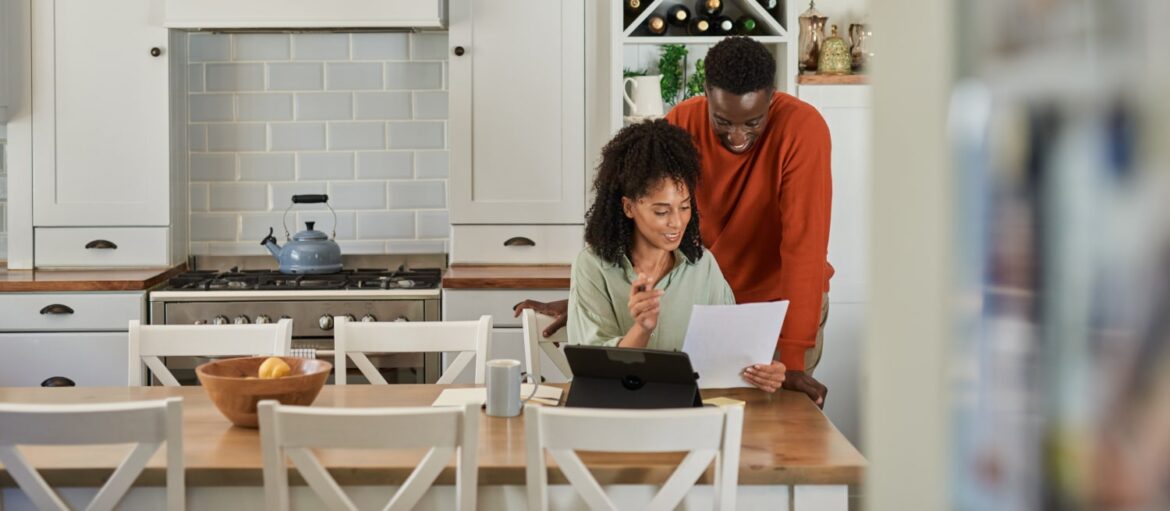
[164,0,445,29]
[447,0,585,225]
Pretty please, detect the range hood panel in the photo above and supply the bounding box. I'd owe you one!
[165,0,445,30]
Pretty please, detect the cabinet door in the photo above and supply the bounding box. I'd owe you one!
[448,0,585,224]
[0,332,129,386]
[32,0,170,226]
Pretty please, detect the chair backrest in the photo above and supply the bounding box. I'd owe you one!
[333,316,491,385]
[0,398,184,511]
[128,319,294,386]
[520,309,572,384]
[258,400,479,511]
[525,405,744,511]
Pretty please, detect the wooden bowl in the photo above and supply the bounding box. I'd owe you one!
[196,356,332,428]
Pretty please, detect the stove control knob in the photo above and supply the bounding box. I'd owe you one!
[211,315,229,326]
[233,315,250,325]
[318,314,334,331]
[194,319,209,325]
[394,315,410,322]
[254,315,272,324]
[360,314,377,322]
[342,314,357,323]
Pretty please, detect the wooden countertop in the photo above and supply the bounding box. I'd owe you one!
[442,265,571,289]
[0,263,185,292]
[0,385,865,488]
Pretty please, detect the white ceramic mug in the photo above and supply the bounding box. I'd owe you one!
[623,75,665,117]
[485,359,523,417]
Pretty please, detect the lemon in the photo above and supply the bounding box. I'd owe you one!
[258,357,291,379]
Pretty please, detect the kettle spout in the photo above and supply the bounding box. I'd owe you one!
[260,227,282,258]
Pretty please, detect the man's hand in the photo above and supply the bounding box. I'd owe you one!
[512,299,569,337]
[783,370,828,407]
[742,360,786,393]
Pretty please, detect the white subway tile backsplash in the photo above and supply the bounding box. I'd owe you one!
[337,241,390,255]
[356,152,413,179]
[352,33,409,60]
[239,153,295,181]
[234,34,290,61]
[188,64,204,92]
[240,213,285,241]
[414,151,449,178]
[189,34,231,62]
[210,183,268,211]
[388,181,445,209]
[190,94,235,122]
[190,213,239,241]
[190,183,209,212]
[385,62,443,90]
[237,94,293,121]
[413,91,447,120]
[207,124,267,152]
[188,125,207,152]
[297,211,356,240]
[206,64,266,92]
[270,182,328,210]
[354,92,411,120]
[298,152,354,180]
[356,211,415,239]
[417,210,450,239]
[270,123,326,151]
[268,63,324,91]
[190,154,237,181]
[327,63,383,91]
[330,181,388,210]
[293,34,349,60]
[388,121,444,149]
[411,33,449,61]
[328,122,385,150]
[296,93,353,121]
[387,240,448,254]
[207,242,268,256]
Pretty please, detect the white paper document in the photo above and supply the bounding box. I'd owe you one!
[681,301,789,389]
[431,385,563,407]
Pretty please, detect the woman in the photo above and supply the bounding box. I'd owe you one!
[568,120,787,392]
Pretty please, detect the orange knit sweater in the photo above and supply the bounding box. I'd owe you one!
[666,92,834,371]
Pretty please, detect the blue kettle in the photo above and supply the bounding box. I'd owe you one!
[260,194,343,274]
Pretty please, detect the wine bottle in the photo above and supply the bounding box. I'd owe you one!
[735,16,759,35]
[666,4,692,27]
[757,0,782,23]
[712,15,734,35]
[623,0,645,30]
[694,0,723,17]
[687,16,712,36]
[646,14,668,35]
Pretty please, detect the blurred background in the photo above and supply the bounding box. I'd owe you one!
[868,0,1170,509]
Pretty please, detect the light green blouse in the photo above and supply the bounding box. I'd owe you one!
[568,247,736,351]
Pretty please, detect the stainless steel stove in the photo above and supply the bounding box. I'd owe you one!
[148,255,445,384]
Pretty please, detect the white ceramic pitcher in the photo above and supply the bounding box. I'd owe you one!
[623,75,665,117]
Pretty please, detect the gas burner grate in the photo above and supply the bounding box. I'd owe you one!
[163,267,442,291]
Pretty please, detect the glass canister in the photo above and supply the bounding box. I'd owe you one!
[817,24,852,75]
[798,1,828,72]
[849,23,872,71]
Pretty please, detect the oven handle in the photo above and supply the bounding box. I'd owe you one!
[290,348,335,359]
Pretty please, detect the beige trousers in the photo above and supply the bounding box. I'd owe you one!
[803,293,830,375]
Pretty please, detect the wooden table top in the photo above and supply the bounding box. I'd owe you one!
[442,265,571,289]
[0,385,865,488]
[0,263,185,292]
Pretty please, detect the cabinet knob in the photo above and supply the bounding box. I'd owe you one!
[504,236,536,247]
[84,239,118,250]
[150,47,162,57]
[454,46,465,57]
[39,304,75,315]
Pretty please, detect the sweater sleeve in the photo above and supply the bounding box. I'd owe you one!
[775,108,833,371]
[567,251,625,348]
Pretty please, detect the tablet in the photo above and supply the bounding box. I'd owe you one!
[563,345,703,409]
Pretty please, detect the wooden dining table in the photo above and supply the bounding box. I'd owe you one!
[0,385,865,510]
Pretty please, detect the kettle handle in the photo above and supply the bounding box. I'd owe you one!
[282,196,338,240]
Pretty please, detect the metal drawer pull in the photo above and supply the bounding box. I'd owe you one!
[39,304,75,315]
[504,236,536,247]
[84,239,118,249]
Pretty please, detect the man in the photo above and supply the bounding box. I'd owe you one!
[517,37,833,406]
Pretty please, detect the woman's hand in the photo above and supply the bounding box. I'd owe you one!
[627,273,663,332]
[743,360,787,393]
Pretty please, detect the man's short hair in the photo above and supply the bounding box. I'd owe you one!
[704,36,776,95]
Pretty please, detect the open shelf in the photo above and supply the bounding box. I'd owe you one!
[797,74,869,85]
[621,0,787,41]
[624,35,789,44]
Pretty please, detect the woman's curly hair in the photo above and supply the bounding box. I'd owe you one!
[584,119,704,266]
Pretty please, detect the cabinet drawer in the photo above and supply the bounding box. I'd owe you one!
[0,332,129,386]
[0,292,143,331]
[449,225,583,264]
[35,227,168,267]
[443,289,568,327]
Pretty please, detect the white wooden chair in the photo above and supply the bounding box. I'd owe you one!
[0,397,184,511]
[525,405,744,511]
[520,309,573,384]
[128,319,293,386]
[258,401,479,511]
[333,316,491,385]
